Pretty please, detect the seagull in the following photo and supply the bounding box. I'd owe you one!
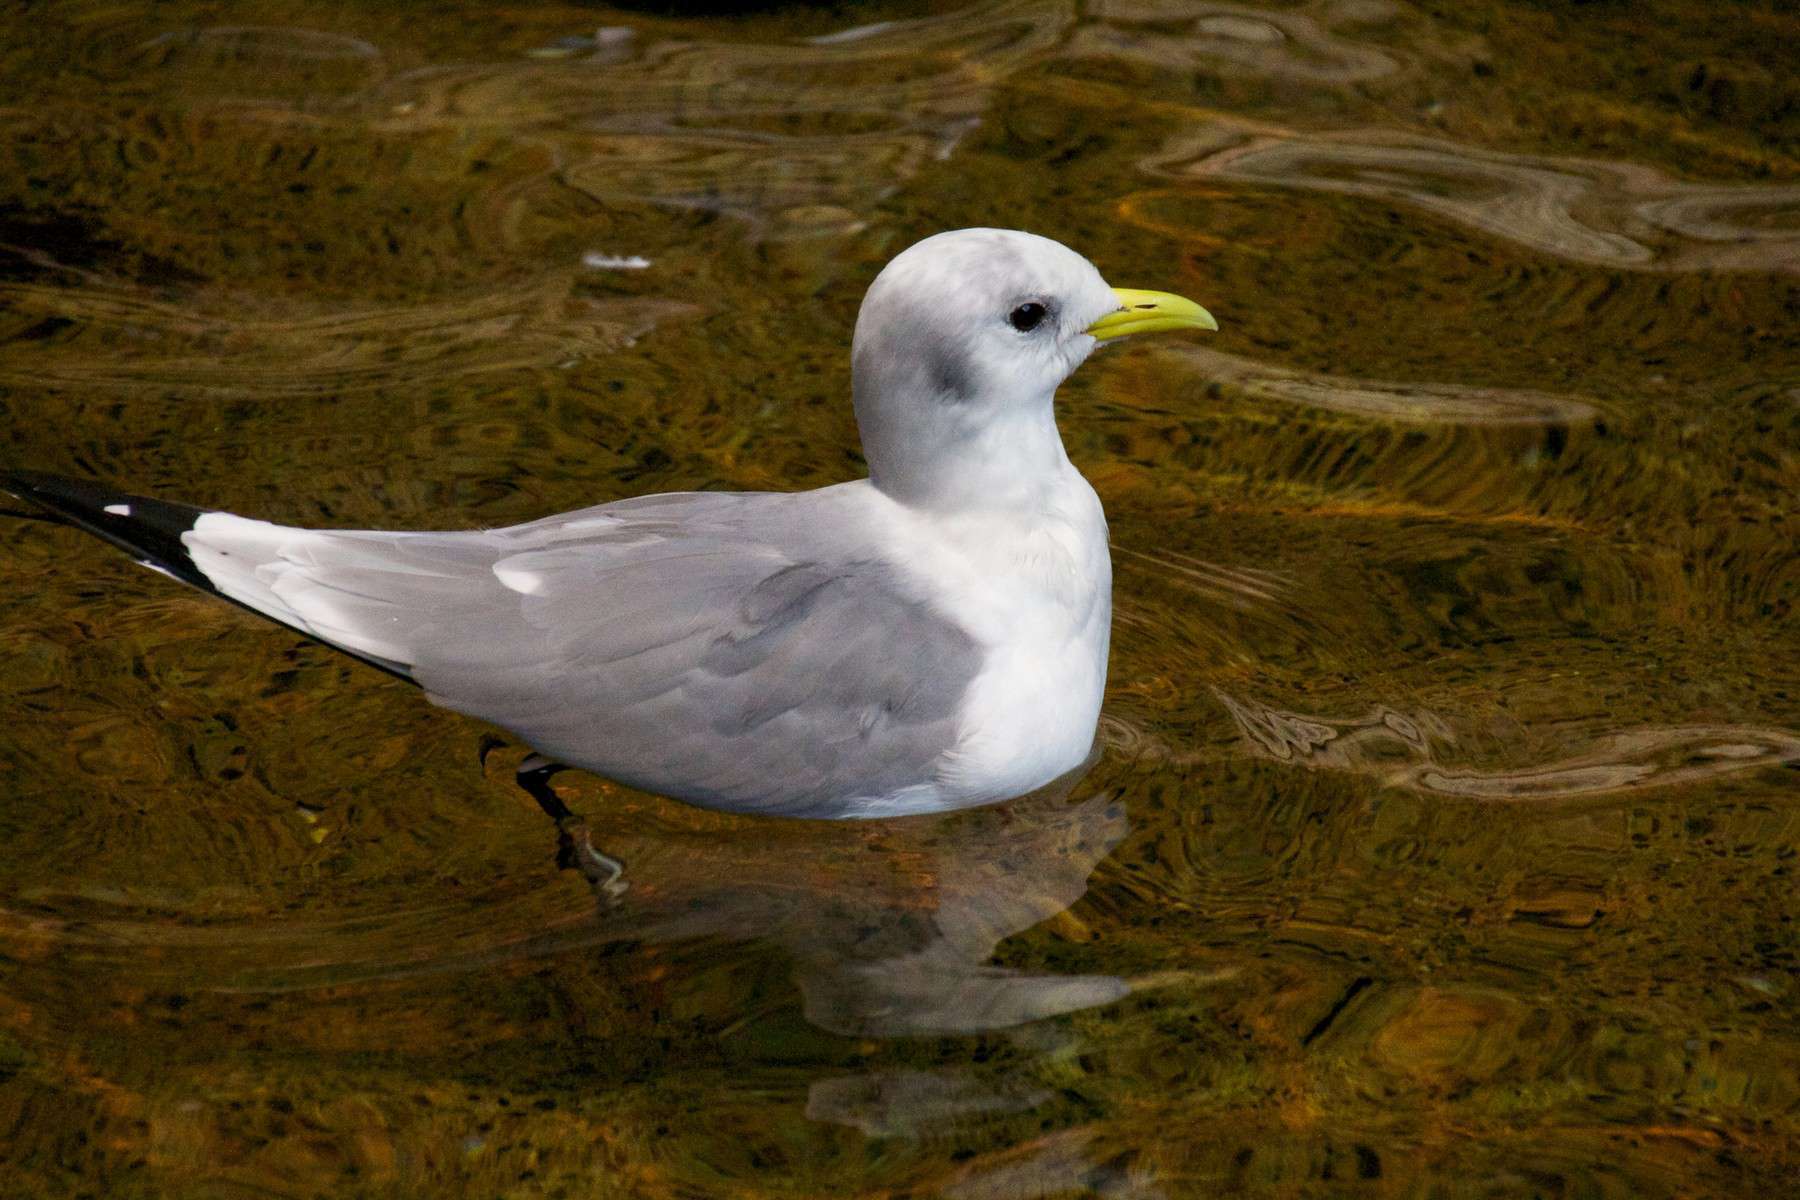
[3,228,1215,830]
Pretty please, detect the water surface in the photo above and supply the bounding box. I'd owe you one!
[0,1,1796,1196]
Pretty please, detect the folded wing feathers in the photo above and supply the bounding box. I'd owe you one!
[177,492,980,814]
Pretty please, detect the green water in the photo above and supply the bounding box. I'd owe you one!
[0,1,1796,1195]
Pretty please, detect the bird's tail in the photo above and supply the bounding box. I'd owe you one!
[3,470,218,591]
[1,470,416,683]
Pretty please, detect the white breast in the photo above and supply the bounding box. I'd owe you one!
[881,469,1112,807]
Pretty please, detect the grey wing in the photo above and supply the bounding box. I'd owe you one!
[181,491,980,816]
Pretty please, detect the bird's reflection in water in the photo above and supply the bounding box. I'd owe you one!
[594,767,1129,1038]
[558,760,1165,1192]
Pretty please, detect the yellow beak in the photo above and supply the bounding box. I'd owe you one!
[1085,288,1218,340]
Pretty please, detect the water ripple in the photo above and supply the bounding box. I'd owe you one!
[1165,343,1603,425]
[162,3,1076,239]
[0,280,694,396]
[145,25,383,64]
[1214,690,1800,800]
[1068,0,1398,84]
[1151,127,1800,272]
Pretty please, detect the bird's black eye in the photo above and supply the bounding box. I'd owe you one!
[1008,302,1048,332]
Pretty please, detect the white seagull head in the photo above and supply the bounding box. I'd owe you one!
[849,228,1216,512]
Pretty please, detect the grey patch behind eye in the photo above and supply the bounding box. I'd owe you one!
[924,337,977,403]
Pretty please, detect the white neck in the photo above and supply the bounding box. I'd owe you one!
[861,387,1078,515]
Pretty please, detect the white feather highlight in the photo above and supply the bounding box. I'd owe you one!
[493,565,544,595]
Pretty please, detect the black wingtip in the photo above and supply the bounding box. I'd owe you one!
[2,470,216,592]
[3,470,421,687]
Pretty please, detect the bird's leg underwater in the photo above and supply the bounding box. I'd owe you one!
[507,748,627,899]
